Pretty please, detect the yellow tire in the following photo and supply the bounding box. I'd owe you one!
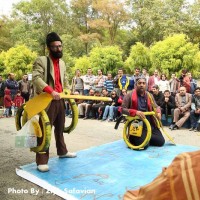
[15,104,26,131]
[123,116,152,150]
[63,90,79,133]
[15,104,51,153]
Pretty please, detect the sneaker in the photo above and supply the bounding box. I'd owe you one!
[189,127,195,131]
[83,117,88,120]
[107,119,113,122]
[37,164,49,172]
[194,127,198,132]
[59,152,77,158]
[101,119,106,122]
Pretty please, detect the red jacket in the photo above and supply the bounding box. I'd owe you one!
[14,95,24,108]
[4,89,12,108]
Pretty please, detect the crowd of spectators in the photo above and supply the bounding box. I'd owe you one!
[0,73,31,117]
[0,68,199,131]
[68,68,200,131]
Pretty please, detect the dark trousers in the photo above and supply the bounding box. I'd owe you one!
[21,92,30,102]
[129,123,165,148]
[36,99,67,165]
[190,110,200,128]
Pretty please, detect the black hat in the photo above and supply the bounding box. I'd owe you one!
[46,32,62,47]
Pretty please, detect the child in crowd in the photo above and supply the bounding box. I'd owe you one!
[3,88,13,117]
[13,90,24,116]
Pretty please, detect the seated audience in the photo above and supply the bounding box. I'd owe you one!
[170,86,192,130]
[78,89,95,119]
[160,90,175,124]
[189,87,200,131]
[152,85,164,106]
[101,90,119,122]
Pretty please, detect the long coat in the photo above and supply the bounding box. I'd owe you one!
[32,56,68,95]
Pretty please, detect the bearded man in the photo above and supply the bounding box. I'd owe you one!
[32,32,76,172]
[121,77,165,148]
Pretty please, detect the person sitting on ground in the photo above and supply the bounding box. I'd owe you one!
[121,77,165,148]
[160,90,175,124]
[78,88,95,119]
[189,87,200,132]
[152,85,164,106]
[97,88,111,120]
[101,90,119,122]
[90,90,101,119]
[170,86,192,130]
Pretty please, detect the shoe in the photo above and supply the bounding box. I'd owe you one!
[107,119,113,122]
[171,124,179,130]
[194,127,198,132]
[169,123,175,130]
[83,117,88,120]
[37,164,49,172]
[59,152,77,158]
[101,119,106,122]
[189,127,195,131]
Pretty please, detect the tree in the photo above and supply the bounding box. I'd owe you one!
[1,45,37,79]
[0,16,17,51]
[184,1,200,45]
[150,34,200,77]
[89,46,123,75]
[126,0,190,46]
[0,51,6,75]
[70,0,99,54]
[125,42,151,74]
[92,0,130,45]
[12,0,70,55]
[73,56,91,74]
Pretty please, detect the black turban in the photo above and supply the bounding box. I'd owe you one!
[46,32,62,47]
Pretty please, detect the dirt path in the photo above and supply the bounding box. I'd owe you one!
[0,117,199,199]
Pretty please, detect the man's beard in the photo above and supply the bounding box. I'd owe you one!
[50,50,63,59]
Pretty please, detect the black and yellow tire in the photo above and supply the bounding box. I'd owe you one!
[15,104,26,131]
[123,114,152,150]
[15,104,52,153]
[64,98,78,133]
[63,90,79,134]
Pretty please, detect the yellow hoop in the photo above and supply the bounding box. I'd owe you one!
[123,112,155,150]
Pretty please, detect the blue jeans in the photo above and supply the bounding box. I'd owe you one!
[83,89,89,95]
[4,107,10,117]
[190,110,200,128]
[102,105,117,120]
